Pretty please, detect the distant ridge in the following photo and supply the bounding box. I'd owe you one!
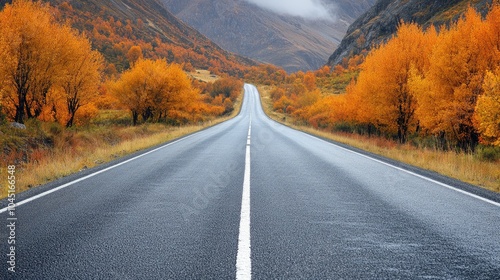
[161,0,376,72]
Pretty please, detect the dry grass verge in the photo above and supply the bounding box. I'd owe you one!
[258,85,500,193]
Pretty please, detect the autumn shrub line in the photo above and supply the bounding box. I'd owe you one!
[259,86,500,193]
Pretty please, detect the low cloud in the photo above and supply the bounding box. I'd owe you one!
[244,0,336,21]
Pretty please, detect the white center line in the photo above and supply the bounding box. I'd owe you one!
[236,117,252,280]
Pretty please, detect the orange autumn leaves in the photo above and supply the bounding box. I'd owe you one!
[56,1,250,77]
[348,22,437,144]
[0,0,237,127]
[475,68,500,146]
[286,5,500,149]
[0,0,103,127]
[409,6,500,149]
[110,59,225,126]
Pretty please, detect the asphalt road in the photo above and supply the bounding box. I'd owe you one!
[1,84,499,279]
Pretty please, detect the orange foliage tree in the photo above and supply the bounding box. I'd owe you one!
[474,69,500,146]
[126,45,143,67]
[411,6,500,150]
[55,2,252,77]
[205,77,243,114]
[348,22,437,143]
[60,32,104,127]
[207,77,244,101]
[0,0,103,126]
[111,59,205,125]
[0,0,58,123]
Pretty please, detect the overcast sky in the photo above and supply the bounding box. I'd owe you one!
[243,0,336,21]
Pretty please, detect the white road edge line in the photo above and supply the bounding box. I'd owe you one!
[236,117,252,280]
[0,129,206,214]
[251,81,499,208]
[300,133,500,207]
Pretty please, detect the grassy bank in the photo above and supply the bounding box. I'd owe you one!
[258,85,500,193]
[0,93,243,199]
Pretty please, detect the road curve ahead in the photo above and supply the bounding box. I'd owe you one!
[1,84,500,279]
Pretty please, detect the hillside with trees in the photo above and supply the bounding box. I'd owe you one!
[0,0,246,127]
[267,5,500,151]
[0,0,256,76]
[0,0,246,195]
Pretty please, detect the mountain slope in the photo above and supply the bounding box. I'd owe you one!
[0,0,257,75]
[327,0,493,66]
[162,0,375,72]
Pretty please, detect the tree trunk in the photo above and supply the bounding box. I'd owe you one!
[132,111,139,126]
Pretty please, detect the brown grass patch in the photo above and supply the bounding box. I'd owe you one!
[188,69,219,83]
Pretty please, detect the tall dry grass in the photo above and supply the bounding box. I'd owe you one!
[12,125,197,192]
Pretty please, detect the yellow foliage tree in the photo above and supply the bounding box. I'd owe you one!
[475,69,500,146]
[413,7,500,150]
[350,22,437,143]
[0,0,56,123]
[60,31,104,127]
[303,72,317,92]
[0,0,103,126]
[159,63,201,123]
[126,45,143,67]
[111,59,200,125]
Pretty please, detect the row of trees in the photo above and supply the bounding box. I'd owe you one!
[0,0,243,127]
[273,5,500,150]
[0,0,103,127]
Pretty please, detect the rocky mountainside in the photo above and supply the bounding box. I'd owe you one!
[327,0,493,66]
[161,0,375,72]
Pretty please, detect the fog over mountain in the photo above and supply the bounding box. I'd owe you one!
[162,0,375,72]
[243,0,336,21]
